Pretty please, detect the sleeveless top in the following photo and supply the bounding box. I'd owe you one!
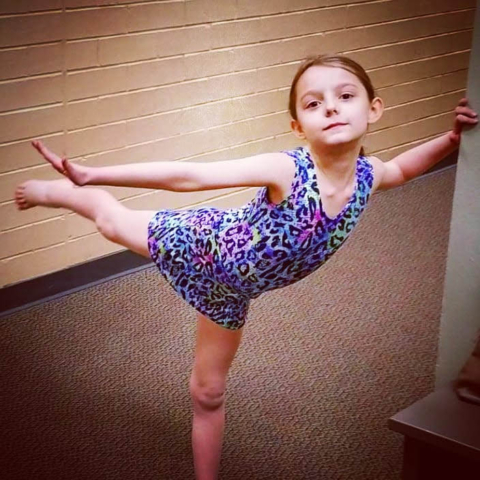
[148,146,374,329]
[213,146,374,297]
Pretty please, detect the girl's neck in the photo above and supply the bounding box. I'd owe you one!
[306,143,361,191]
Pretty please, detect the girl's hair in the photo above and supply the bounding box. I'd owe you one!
[288,53,376,157]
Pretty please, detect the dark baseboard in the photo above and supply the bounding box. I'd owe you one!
[0,149,458,318]
[0,250,152,318]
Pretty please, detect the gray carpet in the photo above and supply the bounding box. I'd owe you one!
[1,167,455,480]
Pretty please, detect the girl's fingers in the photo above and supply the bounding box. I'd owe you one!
[32,139,47,153]
[33,141,50,158]
[32,140,57,161]
[457,114,479,124]
[31,139,65,173]
[455,106,478,118]
[61,157,69,174]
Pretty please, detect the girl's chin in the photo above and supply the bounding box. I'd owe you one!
[314,136,358,146]
[308,137,362,152]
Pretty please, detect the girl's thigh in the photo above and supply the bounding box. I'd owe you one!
[107,208,157,259]
[190,313,244,395]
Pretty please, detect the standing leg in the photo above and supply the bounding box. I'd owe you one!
[15,178,156,258]
[189,313,244,480]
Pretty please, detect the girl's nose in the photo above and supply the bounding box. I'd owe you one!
[324,96,338,115]
[325,103,338,115]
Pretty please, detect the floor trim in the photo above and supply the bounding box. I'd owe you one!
[0,250,152,318]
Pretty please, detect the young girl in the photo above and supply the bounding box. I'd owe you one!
[14,54,478,480]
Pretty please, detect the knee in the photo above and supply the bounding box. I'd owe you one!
[95,211,118,242]
[189,378,226,411]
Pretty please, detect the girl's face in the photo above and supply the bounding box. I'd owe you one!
[291,65,383,149]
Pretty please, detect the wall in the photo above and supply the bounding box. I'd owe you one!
[436,0,480,387]
[0,0,475,287]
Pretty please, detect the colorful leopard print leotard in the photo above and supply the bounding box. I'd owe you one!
[147,146,374,330]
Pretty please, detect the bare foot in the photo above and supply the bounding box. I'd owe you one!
[15,179,72,210]
[32,140,90,186]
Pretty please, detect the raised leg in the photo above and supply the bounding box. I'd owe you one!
[15,178,156,259]
[189,313,244,480]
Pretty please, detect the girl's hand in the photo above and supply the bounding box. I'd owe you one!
[449,98,478,144]
[31,140,90,186]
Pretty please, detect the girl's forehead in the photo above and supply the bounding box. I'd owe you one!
[297,65,361,91]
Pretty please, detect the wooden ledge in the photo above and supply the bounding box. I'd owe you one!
[389,382,480,463]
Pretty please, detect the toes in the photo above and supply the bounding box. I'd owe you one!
[15,194,28,209]
[15,183,26,193]
[16,194,26,205]
[14,183,28,207]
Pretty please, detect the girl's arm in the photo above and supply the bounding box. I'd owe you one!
[31,140,281,192]
[32,140,195,191]
[83,155,282,191]
[390,98,478,182]
[391,133,459,182]
[86,161,193,191]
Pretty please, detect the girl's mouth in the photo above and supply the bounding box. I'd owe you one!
[324,123,347,130]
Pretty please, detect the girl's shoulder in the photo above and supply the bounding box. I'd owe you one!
[265,150,298,205]
[365,155,397,193]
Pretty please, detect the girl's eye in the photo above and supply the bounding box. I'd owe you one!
[306,101,320,108]
[341,93,353,100]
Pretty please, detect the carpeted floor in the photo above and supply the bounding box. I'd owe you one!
[0,167,455,480]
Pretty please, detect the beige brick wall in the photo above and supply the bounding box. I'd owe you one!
[0,0,475,287]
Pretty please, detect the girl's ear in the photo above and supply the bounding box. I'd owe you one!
[368,97,384,125]
[291,118,306,139]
